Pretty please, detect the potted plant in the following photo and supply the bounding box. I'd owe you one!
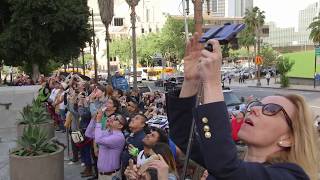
[17,100,54,139]
[10,125,64,180]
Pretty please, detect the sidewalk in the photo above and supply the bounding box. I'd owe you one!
[227,78,320,92]
[0,86,83,180]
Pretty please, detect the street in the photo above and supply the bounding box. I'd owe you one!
[145,80,320,120]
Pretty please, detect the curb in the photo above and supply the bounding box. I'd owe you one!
[247,86,320,92]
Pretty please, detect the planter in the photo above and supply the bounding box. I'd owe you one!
[17,121,55,140]
[10,145,64,180]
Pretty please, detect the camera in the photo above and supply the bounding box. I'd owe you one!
[199,23,246,52]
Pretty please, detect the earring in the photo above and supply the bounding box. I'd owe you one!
[278,141,283,146]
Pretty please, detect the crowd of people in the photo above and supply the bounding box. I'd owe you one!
[1,74,35,86]
[32,34,319,180]
[36,72,188,180]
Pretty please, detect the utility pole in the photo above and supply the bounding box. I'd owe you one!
[193,0,203,34]
[126,0,140,90]
[81,48,86,76]
[91,9,98,82]
[182,0,189,42]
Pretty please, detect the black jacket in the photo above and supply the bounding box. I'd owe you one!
[166,92,309,180]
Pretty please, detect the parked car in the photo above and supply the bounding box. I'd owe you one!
[223,89,242,112]
[154,79,165,87]
[164,76,184,91]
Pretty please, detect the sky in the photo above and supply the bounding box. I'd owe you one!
[165,0,320,29]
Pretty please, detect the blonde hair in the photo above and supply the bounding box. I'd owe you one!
[268,94,319,180]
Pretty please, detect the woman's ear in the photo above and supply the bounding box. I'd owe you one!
[277,135,292,148]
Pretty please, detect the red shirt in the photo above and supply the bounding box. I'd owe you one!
[231,116,244,142]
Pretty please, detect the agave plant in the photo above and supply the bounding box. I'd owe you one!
[19,100,50,125]
[13,125,57,156]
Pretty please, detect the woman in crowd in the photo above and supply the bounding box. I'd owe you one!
[125,142,177,180]
[167,33,319,180]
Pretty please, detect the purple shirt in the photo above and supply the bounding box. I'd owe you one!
[85,119,96,139]
[85,121,125,173]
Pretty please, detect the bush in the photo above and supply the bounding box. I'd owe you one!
[280,75,289,88]
[13,125,57,156]
[276,56,294,88]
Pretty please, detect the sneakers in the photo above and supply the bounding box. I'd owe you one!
[67,161,75,165]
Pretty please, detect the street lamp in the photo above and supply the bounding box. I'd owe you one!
[126,0,140,90]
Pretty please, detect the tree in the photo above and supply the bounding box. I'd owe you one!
[238,27,255,63]
[244,6,265,85]
[0,0,11,33]
[98,0,114,80]
[159,16,194,65]
[309,13,320,45]
[276,56,294,88]
[0,0,91,80]
[260,44,279,68]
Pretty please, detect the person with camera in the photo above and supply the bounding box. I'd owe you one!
[167,33,319,180]
[124,142,177,180]
[85,111,126,180]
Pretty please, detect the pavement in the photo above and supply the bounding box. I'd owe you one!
[226,78,320,92]
[0,86,84,180]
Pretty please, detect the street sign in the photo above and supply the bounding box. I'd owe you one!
[316,47,320,56]
[255,55,263,65]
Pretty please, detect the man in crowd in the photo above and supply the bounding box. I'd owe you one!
[120,114,147,174]
[86,112,127,180]
[136,127,169,165]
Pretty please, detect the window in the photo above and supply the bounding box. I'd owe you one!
[114,18,124,26]
[141,28,145,34]
[146,9,150,22]
[212,0,218,12]
[149,28,152,32]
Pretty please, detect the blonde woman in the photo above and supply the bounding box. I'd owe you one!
[167,33,319,180]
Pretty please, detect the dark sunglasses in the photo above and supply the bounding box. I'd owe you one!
[113,115,126,126]
[246,101,293,130]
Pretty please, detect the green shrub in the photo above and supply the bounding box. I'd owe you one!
[13,125,57,156]
[19,100,50,125]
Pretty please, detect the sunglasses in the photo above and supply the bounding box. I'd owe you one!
[246,101,293,130]
[112,115,125,126]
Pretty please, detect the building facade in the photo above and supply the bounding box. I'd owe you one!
[263,1,319,48]
[87,0,169,72]
[203,0,253,17]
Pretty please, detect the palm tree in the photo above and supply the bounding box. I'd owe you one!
[244,6,265,86]
[98,0,114,82]
[238,28,255,65]
[309,13,320,45]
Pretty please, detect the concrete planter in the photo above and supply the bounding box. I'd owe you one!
[9,145,64,180]
[17,121,55,140]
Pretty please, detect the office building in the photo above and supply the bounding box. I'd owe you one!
[203,0,253,17]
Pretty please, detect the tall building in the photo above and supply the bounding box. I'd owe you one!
[203,0,253,17]
[263,1,319,47]
[263,22,296,47]
[297,1,319,45]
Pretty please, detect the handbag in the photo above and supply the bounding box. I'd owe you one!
[71,131,85,144]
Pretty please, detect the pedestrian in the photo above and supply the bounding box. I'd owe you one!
[266,72,271,86]
[85,112,126,180]
[120,114,147,177]
[228,75,232,84]
[168,33,319,180]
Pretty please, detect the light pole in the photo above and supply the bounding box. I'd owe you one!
[126,0,140,90]
[91,9,98,82]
